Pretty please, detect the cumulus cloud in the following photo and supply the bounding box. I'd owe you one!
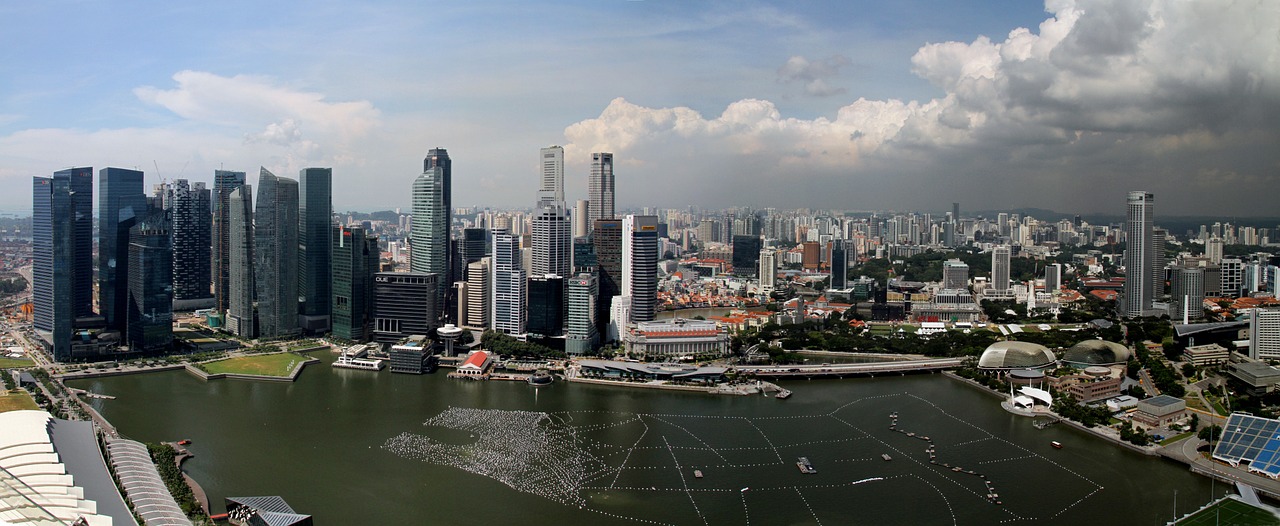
[777,55,852,96]
[564,0,1280,214]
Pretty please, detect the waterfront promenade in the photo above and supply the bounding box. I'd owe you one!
[740,357,963,378]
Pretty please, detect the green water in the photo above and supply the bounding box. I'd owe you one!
[70,353,1226,525]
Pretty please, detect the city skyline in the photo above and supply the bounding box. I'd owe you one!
[1,0,1277,216]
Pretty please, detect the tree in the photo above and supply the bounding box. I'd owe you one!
[1180,363,1196,379]
[1198,425,1222,441]
[1190,413,1200,432]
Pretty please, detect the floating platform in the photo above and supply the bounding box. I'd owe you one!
[881,454,892,461]
[694,469,703,479]
[797,457,817,474]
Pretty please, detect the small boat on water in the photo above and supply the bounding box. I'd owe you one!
[694,469,704,479]
[881,454,892,461]
[796,457,817,474]
[775,389,792,399]
[1051,441,1063,449]
[177,439,191,446]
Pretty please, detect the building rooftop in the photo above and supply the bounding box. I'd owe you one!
[1140,394,1185,408]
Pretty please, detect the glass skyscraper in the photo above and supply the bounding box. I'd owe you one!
[588,152,615,232]
[32,175,76,360]
[127,208,174,353]
[332,225,379,342]
[213,170,246,312]
[412,157,450,317]
[623,215,659,323]
[227,185,256,338]
[254,168,300,338]
[99,167,147,330]
[1123,191,1155,317]
[167,179,212,308]
[298,167,333,331]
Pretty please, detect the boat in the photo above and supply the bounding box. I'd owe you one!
[881,454,892,461]
[178,439,191,445]
[796,457,817,474]
[1051,441,1063,449]
[694,469,704,479]
[775,389,792,399]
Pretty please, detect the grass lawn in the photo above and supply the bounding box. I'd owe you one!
[200,353,306,377]
[1176,498,1280,525]
[0,390,39,413]
[1160,431,1195,446]
[0,357,33,369]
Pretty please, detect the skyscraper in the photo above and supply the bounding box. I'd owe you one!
[758,249,777,292]
[991,245,1011,293]
[829,239,848,289]
[1251,307,1280,360]
[528,275,565,337]
[1169,264,1205,323]
[1123,191,1155,317]
[566,273,599,355]
[127,208,173,353]
[1151,227,1168,298]
[213,170,247,312]
[463,257,491,329]
[623,215,659,323]
[227,185,256,338]
[32,175,77,361]
[99,167,147,330]
[491,232,526,335]
[167,179,212,309]
[593,219,622,337]
[254,169,300,338]
[942,259,969,290]
[732,235,762,277]
[573,200,590,239]
[372,272,438,345]
[539,145,565,208]
[588,152,615,231]
[412,157,449,317]
[531,205,572,278]
[332,225,378,341]
[1045,263,1062,293]
[298,167,333,331]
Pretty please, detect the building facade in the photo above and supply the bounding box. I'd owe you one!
[531,205,572,278]
[226,185,256,338]
[32,174,79,361]
[167,179,212,309]
[1253,307,1280,360]
[411,161,449,317]
[491,232,526,335]
[332,226,379,341]
[588,152,614,232]
[212,170,247,313]
[372,272,438,345]
[623,215,659,323]
[298,167,333,331]
[566,273,599,355]
[254,169,300,338]
[527,275,564,337]
[463,257,491,329]
[991,245,1011,294]
[622,318,731,360]
[127,209,174,353]
[1123,190,1155,317]
[99,167,147,330]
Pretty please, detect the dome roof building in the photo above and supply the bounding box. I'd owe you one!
[1062,340,1132,366]
[977,341,1056,370]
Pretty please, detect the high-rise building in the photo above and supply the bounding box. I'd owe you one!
[32,175,77,360]
[412,158,449,317]
[1206,236,1224,264]
[1169,264,1205,323]
[758,249,777,292]
[99,167,146,330]
[298,167,333,331]
[1123,191,1155,317]
[423,148,453,263]
[573,237,597,276]
[991,245,1011,293]
[372,272,438,345]
[254,169,300,338]
[332,226,379,341]
[943,259,969,290]
[212,170,247,312]
[801,242,821,271]
[1045,263,1062,293]
[623,215,659,323]
[588,152,615,230]
[573,199,590,239]
[127,208,173,353]
[226,185,256,338]
[491,232,526,335]
[539,145,565,208]
[1221,258,1244,299]
[167,179,212,309]
[1251,307,1280,360]
[1152,228,1168,298]
[460,228,487,270]
[732,235,762,277]
[528,274,564,337]
[829,240,849,289]
[463,257,491,329]
[531,205,572,278]
[566,273,599,355]
[593,219,623,336]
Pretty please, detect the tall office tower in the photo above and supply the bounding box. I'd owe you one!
[332,226,378,341]
[565,273,599,354]
[623,215,659,323]
[423,148,452,248]
[829,240,849,289]
[573,237,597,275]
[593,219,623,335]
[1045,263,1062,293]
[528,275,565,336]
[492,232,526,335]
[1206,237,1224,264]
[32,176,77,361]
[539,145,565,208]
[167,179,212,309]
[298,167,333,331]
[464,257,491,329]
[127,208,173,353]
[991,245,1011,293]
[212,170,247,312]
[460,227,487,277]
[1221,258,1244,298]
[952,202,960,222]
[372,272,438,345]
[997,213,1010,238]
[758,249,777,291]
[1122,191,1155,317]
[696,219,717,245]
[531,205,572,278]
[99,167,146,330]
[227,185,256,338]
[588,152,615,231]
[942,259,969,290]
[731,235,762,276]
[1169,265,1205,323]
[573,200,590,239]
[412,158,450,317]
[254,169,300,338]
[1151,227,1168,298]
[1252,307,1280,360]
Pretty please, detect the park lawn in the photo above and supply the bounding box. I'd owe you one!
[0,390,39,413]
[201,353,306,377]
[1176,498,1280,526]
[0,357,33,369]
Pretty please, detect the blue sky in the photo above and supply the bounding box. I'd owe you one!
[2,0,1277,216]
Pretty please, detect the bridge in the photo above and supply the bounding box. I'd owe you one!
[736,357,964,378]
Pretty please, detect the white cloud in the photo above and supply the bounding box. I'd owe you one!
[777,55,852,96]
[563,0,1280,213]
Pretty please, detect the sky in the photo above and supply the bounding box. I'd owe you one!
[1,0,1277,216]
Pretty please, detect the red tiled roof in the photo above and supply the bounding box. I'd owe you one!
[462,351,489,368]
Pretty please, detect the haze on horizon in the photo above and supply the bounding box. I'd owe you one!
[1,0,1277,217]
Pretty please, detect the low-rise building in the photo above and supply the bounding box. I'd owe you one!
[1226,361,1280,396]
[1133,395,1187,428]
[1106,395,1140,412]
[455,350,492,378]
[578,360,728,384]
[622,318,730,360]
[1049,366,1124,403]
[388,335,435,374]
[1183,343,1230,366]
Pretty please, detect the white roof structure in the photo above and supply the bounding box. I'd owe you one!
[1018,386,1054,406]
[0,410,114,526]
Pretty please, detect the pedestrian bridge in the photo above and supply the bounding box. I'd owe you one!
[736,357,964,378]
